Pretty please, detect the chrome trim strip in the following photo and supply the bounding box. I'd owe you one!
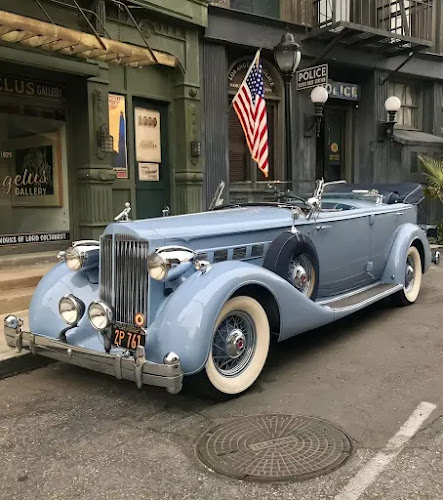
[316,282,381,305]
[4,320,183,394]
[330,284,403,313]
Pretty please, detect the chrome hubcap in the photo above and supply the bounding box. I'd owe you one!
[289,254,314,296]
[212,311,256,377]
[405,256,415,293]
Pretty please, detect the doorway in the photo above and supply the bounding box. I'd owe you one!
[317,106,347,182]
[133,99,170,220]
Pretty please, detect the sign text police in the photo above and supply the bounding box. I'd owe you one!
[296,64,328,91]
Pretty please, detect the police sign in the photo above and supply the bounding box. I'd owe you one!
[296,64,328,91]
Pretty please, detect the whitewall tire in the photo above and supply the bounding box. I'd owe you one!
[393,246,422,306]
[205,296,270,395]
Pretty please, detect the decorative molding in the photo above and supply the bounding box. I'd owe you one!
[175,171,204,183]
[78,168,117,183]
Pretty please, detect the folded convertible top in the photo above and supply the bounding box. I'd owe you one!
[323,183,424,204]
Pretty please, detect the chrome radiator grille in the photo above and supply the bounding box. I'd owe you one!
[100,234,149,326]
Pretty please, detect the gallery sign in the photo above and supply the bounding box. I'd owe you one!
[0,231,70,247]
[0,75,64,101]
[325,80,360,101]
[296,64,328,91]
[134,108,161,164]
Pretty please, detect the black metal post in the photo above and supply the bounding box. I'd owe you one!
[284,75,294,185]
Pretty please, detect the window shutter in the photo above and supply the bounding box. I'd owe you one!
[229,106,249,182]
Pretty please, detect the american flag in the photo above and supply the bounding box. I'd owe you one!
[232,50,269,178]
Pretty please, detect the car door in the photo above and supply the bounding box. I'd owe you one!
[370,207,400,280]
[313,210,373,297]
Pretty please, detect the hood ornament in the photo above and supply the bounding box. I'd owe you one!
[209,181,225,210]
[114,202,132,222]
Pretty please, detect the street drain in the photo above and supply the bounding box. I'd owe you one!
[196,414,352,482]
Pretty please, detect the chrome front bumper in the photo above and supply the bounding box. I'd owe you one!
[3,316,183,395]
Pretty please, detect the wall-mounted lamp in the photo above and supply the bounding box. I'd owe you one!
[304,86,329,138]
[98,124,114,153]
[378,96,401,141]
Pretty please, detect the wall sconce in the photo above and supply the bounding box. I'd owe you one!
[304,86,329,138]
[378,96,401,141]
[98,124,114,153]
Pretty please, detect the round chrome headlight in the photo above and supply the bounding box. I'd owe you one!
[59,295,85,325]
[147,253,168,281]
[88,301,113,331]
[65,247,84,271]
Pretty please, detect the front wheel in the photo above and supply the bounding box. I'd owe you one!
[205,296,270,395]
[392,245,422,306]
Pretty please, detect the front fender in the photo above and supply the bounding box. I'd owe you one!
[382,223,431,284]
[28,262,103,350]
[145,261,336,375]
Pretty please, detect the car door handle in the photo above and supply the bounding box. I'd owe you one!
[316,225,332,231]
[396,212,404,216]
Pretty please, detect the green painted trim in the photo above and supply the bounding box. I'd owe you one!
[0,45,100,77]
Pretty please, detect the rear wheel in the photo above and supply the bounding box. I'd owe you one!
[392,245,422,306]
[205,296,270,395]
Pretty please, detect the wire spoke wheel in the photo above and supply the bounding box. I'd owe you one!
[205,296,270,395]
[288,253,316,297]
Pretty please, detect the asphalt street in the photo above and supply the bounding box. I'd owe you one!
[1,265,442,500]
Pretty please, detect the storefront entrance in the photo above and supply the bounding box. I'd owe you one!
[134,100,170,220]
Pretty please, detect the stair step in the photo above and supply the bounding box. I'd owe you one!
[0,264,54,291]
[323,283,402,311]
[0,287,35,315]
[0,251,59,270]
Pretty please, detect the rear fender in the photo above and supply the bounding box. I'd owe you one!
[145,261,335,375]
[382,223,431,285]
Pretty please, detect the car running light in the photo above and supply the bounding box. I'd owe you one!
[147,253,168,281]
[59,295,85,325]
[88,301,113,331]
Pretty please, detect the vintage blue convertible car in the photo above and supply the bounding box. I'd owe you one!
[4,180,440,395]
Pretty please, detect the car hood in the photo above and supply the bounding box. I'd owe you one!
[104,206,295,243]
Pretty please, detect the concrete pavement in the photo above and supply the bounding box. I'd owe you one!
[0,266,442,499]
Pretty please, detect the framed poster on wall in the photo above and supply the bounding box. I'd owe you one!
[134,107,161,163]
[108,94,128,179]
[9,131,62,207]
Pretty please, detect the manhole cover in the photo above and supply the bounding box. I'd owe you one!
[196,414,352,482]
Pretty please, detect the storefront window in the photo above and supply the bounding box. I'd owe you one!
[388,81,420,129]
[0,76,70,249]
[210,0,313,26]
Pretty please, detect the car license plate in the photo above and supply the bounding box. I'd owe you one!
[112,325,145,350]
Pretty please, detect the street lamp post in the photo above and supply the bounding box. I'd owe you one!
[273,32,301,185]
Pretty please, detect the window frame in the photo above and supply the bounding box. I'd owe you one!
[388,80,422,131]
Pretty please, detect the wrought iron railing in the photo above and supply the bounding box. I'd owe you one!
[313,0,434,42]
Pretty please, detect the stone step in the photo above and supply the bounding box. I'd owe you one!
[0,264,54,291]
[0,251,59,270]
[0,287,35,315]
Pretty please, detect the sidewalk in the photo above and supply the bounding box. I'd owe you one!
[0,310,50,378]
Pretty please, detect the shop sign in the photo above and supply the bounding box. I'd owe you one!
[139,162,159,181]
[134,108,161,163]
[228,59,279,97]
[0,231,70,247]
[325,80,360,101]
[0,75,64,101]
[296,64,328,91]
[108,94,128,179]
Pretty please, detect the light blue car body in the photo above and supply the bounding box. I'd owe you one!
[28,196,431,376]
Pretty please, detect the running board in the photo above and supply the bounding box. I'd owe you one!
[320,283,403,312]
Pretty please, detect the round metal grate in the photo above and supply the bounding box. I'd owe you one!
[196,414,352,482]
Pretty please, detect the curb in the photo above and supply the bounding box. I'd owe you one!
[0,352,53,380]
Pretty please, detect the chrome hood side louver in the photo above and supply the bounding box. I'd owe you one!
[100,234,149,327]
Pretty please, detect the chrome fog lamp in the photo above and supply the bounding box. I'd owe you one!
[88,301,113,331]
[65,247,84,271]
[147,246,197,281]
[147,252,168,281]
[59,295,85,326]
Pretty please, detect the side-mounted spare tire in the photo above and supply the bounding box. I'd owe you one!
[263,231,320,301]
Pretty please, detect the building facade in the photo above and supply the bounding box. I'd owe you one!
[0,0,207,256]
[202,0,443,224]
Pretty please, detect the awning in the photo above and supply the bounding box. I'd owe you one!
[393,129,443,146]
[0,10,177,69]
